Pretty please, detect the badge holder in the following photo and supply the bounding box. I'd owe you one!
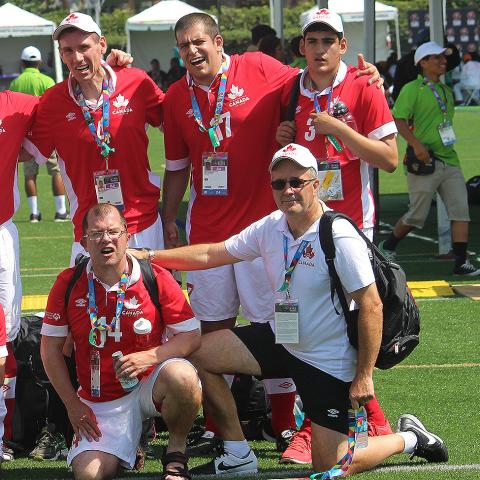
[202,152,228,196]
[274,295,300,344]
[317,160,344,201]
[438,119,456,146]
[94,170,125,208]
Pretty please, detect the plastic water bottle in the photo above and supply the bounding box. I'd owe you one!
[133,318,152,349]
[332,101,359,160]
[112,351,139,392]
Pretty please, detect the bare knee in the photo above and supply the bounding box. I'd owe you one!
[72,451,120,480]
[154,360,201,402]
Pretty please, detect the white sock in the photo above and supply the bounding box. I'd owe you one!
[54,195,66,214]
[223,440,250,458]
[28,196,38,215]
[398,431,417,454]
[223,374,234,388]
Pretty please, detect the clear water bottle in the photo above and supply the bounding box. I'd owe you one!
[332,101,359,161]
[90,348,101,398]
[112,351,139,392]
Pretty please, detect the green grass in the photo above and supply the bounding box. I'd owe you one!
[4,108,480,479]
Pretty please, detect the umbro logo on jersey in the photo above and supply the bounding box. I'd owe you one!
[112,94,133,115]
[327,408,340,418]
[75,297,87,308]
[227,84,250,107]
[66,112,76,122]
[278,381,294,389]
[186,108,194,118]
[0,119,5,134]
[295,105,302,114]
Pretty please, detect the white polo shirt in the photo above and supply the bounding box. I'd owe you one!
[225,209,375,382]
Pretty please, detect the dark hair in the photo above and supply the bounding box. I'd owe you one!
[251,24,276,45]
[82,204,127,234]
[175,13,219,41]
[303,23,343,41]
[258,34,282,59]
[22,60,40,68]
[289,36,303,57]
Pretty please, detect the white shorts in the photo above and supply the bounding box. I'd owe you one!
[67,358,192,469]
[0,220,22,341]
[187,258,274,323]
[69,214,164,266]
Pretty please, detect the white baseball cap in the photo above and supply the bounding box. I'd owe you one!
[302,8,343,35]
[270,143,318,173]
[21,46,41,62]
[53,12,102,41]
[414,41,450,65]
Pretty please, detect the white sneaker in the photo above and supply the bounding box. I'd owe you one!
[190,447,258,476]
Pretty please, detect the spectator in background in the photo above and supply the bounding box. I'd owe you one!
[9,46,68,223]
[148,58,167,90]
[289,35,307,69]
[258,35,285,63]
[453,52,480,105]
[247,24,276,52]
[165,57,186,89]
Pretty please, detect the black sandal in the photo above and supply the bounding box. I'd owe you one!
[161,450,191,480]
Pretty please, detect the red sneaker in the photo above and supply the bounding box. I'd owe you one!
[368,418,393,436]
[279,424,312,464]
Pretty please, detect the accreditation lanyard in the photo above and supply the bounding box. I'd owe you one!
[87,270,128,348]
[188,59,228,149]
[312,72,342,153]
[76,77,115,168]
[423,77,448,116]
[277,236,310,295]
[310,408,367,479]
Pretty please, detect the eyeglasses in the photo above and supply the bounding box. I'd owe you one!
[270,177,316,191]
[83,229,126,242]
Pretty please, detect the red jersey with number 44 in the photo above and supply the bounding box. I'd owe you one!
[163,52,299,244]
[281,63,396,230]
[42,259,197,402]
[0,91,38,226]
[24,65,164,241]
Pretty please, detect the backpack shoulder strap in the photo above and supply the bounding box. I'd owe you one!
[138,259,162,316]
[64,256,89,308]
[286,72,302,121]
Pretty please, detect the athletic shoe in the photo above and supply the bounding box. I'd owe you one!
[279,425,312,464]
[190,447,258,476]
[453,260,480,276]
[30,212,42,223]
[397,414,448,463]
[276,429,297,452]
[378,240,397,262]
[1,444,14,462]
[54,211,70,222]
[186,430,222,457]
[368,418,393,436]
[29,426,68,461]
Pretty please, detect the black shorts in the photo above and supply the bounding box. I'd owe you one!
[234,323,351,434]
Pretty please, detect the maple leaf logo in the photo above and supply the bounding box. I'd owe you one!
[66,13,79,22]
[303,244,315,259]
[283,145,296,153]
[113,94,129,108]
[227,84,244,100]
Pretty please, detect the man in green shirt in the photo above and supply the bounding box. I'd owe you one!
[9,46,68,223]
[379,41,479,276]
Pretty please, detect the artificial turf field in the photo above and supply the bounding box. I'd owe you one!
[2,107,480,479]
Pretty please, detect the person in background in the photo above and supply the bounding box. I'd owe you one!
[246,24,276,52]
[289,36,307,69]
[9,46,68,223]
[453,52,480,105]
[148,58,167,91]
[165,57,186,89]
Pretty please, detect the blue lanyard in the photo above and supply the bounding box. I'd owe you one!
[76,76,115,168]
[188,59,228,149]
[278,236,310,293]
[87,270,128,348]
[423,77,448,116]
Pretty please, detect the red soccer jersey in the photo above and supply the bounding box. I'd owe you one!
[25,65,164,241]
[42,259,196,402]
[281,63,396,229]
[0,91,38,226]
[0,304,6,358]
[163,52,299,244]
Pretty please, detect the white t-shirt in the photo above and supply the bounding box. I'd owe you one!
[225,209,375,382]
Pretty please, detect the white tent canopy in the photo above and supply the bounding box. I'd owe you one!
[300,0,399,65]
[126,0,215,73]
[0,2,62,84]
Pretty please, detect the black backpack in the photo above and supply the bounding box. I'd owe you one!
[466,176,480,205]
[319,211,420,370]
[65,255,161,315]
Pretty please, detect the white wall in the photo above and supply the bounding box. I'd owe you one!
[342,21,390,65]
[129,30,177,73]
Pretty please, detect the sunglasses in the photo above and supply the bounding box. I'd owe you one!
[270,177,316,191]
